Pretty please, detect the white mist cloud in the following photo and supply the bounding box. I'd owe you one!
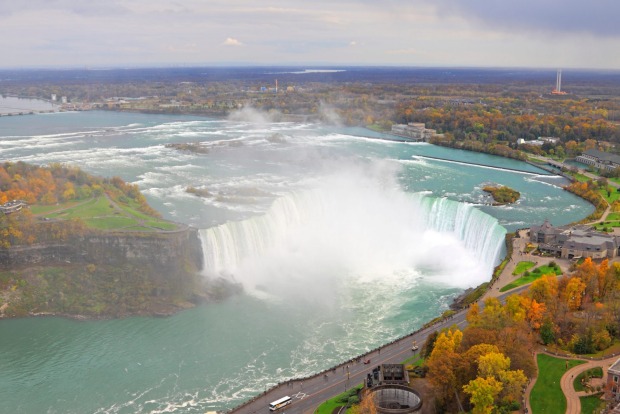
[227,107,277,124]
[200,158,501,309]
[318,101,342,126]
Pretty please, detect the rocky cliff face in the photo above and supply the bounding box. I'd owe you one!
[0,228,203,270]
[0,228,235,319]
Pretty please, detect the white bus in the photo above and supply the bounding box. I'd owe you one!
[269,396,292,411]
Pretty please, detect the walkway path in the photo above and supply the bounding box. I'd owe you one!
[522,349,617,414]
[482,229,570,301]
[560,355,615,414]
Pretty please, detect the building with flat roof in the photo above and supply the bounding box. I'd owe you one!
[607,357,620,401]
[391,123,436,142]
[530,219,620,259]
[576,149,620,172]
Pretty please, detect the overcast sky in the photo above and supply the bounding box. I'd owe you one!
[1,0,618,69]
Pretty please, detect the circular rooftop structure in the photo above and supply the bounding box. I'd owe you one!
[367,384,422,414]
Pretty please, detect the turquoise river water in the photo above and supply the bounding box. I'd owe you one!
[0,110,592,413]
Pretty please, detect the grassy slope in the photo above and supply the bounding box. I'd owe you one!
[500,264,562,292]
[580,393,605,414]
[530,354,585,414]
[30,195,178,232]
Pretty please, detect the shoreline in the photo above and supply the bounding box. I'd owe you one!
[0,95,60,116]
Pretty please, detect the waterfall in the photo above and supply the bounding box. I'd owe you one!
[413,194,507,274]
[199,173,506,290]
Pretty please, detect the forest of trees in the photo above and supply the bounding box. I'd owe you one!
[395,95,620,144]
[423,258,620,413]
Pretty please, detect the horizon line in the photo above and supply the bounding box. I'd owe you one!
[1,64,620,72]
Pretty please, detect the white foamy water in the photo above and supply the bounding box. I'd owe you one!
[0,110,592,414]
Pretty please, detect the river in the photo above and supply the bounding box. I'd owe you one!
[0,110,592,413]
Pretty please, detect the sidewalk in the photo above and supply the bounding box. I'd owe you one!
[482,229,571,301]
[560,355,616,414]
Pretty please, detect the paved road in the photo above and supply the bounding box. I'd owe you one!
[229,315,465,414]
[229,288,528,414]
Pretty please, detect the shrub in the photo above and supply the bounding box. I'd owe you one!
[348,396,360,405]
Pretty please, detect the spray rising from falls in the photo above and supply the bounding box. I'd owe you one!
[199,164,507,298]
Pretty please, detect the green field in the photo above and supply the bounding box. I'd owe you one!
[315,384,363,414]
[570,172,592,183]
[599,187,620,205]
[500,264,562,292]
[530,354,585,414]
[31,196,178,232]
[580,393,605,414]
[512,261,536,275]
[594,212,620,231]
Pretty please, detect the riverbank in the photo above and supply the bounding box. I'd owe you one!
[0,95,59,116]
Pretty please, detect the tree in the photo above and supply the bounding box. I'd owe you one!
[478,352,510,378]
[524,298,546,330]
[498,369,527,403]
[459,344,501,387]
[565,277,587,311]
[350,394,377,414]
[421,330,438,359]
[426,329,463,406]
[540,320,556,345]
[528,275,558,308]
[463,376,502,414]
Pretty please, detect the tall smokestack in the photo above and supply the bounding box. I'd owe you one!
[556,69,562,92]
[275,79,278,94]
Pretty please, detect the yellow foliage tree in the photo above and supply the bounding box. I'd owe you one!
[565,277,587,311]
[463,376,503,414]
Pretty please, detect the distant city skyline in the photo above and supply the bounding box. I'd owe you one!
[1,0,619,69]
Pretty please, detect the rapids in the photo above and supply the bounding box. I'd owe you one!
[0,110,593,413]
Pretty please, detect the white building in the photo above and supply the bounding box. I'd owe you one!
[391,122,436,142]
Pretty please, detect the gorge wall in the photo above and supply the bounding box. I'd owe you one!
[0,227,203,270]
[0,228,230,319]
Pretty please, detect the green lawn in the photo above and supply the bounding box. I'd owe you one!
[31,196,178,232]
[580,393,605,414]
[572,173,591,183]
[403,355,424,366]
[43,197,115,220]
[84,216,138,230]
[530,354,585,414]
[315,384,363,414]
[29,200,84,214]
[512,261,536,275]
[594,213,620,231]
[500,264,562,292]
[599,187,620,205]
[574,367,603,392]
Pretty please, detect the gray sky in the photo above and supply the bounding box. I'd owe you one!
[1,0,618,69]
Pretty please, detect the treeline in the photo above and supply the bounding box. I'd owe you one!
[396,96,620,145]
[430,134,527,161]
[563,180,608,222]
[424,258,620,412]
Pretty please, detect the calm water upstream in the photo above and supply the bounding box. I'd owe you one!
[0,110,591,413]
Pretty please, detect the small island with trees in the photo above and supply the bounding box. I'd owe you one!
[483,185,521,205]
